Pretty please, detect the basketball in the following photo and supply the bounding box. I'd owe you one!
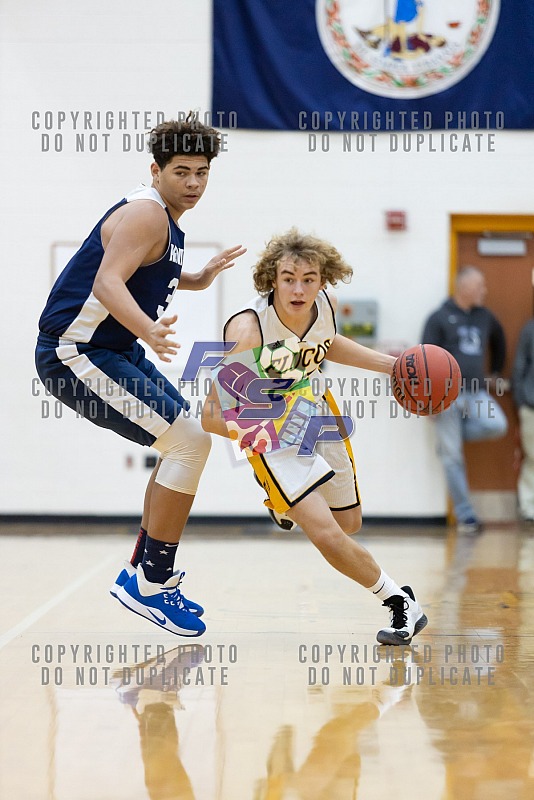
[392,344,462,415]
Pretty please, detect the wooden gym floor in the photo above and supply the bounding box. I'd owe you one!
[0,520,533,800]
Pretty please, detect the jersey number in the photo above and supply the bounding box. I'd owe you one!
[157,277,180,318]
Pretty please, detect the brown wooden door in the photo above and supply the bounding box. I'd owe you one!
[457,232,534,492]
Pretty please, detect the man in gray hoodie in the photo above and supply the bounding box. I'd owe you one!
[422,266,507,533]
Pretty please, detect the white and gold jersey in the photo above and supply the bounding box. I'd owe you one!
[223,289,359,513]
[223,289,336,380]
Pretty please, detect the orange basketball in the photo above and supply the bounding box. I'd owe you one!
[392,344,462,416]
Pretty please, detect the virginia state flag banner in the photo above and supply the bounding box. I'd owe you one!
[212,0,534,130]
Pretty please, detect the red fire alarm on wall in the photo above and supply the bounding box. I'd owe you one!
[385,210,407,231]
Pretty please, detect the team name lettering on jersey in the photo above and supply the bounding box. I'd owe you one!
[170,244,184,265]
[297,340,332,372]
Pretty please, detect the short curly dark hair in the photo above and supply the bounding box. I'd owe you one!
[148,116,221,168]
[253,228,353,296]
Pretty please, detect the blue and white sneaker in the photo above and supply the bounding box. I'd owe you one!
[116,565,206,637]
[110,561,136,598]
[172,571,205,617]
[110,562,204,616]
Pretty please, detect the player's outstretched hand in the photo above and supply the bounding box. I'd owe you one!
[145,314,181,362]
[201,245,247,287]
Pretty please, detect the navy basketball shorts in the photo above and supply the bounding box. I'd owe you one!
[35,333,189,446]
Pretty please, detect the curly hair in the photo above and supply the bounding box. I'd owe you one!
[147,115,221,168]
[253,228,353,296]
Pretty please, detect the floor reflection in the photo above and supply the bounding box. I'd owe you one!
[245,526,534,800]
[0,526,533,799]
[415,526,534,800]
[112,646,204,800]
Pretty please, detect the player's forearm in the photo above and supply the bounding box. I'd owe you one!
[326,334,395,375]
[177,271,205,291]
[93,275,154,340]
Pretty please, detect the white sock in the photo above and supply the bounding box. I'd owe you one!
[368,570,405,602]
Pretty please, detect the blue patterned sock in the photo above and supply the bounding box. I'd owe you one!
[141,536,178,584]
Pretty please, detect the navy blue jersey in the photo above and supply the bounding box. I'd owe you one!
[39,185,185,351]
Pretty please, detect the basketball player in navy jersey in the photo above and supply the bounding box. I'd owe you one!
[36,118,245,637]
[202,230,427,645]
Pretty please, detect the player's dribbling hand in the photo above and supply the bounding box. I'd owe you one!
[146,314,181,362]
[390,357,405,404]
[201,245,247,287]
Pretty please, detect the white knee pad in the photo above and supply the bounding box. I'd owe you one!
[152,413,212,495]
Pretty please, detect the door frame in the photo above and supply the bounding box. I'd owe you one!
[448,214,534,523]
[449,214,534,292]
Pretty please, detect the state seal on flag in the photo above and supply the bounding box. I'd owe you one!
[316,0,500,98]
